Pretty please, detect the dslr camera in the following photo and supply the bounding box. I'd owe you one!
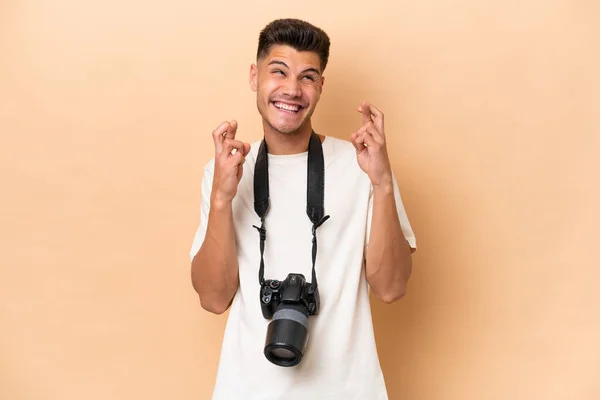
[260,273,320,367]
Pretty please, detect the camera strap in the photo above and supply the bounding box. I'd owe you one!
[253,131,330,290]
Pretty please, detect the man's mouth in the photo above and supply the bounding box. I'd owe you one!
[272,101,304,114]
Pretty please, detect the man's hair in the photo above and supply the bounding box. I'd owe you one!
[257,18,331,72]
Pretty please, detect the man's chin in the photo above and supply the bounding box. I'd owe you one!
[272,126,301,135]
[266,119,307,135]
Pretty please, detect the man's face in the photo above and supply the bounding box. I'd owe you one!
[250,45,325,135]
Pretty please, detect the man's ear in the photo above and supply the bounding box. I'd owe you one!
[249,64,258,92]
[319,75,325,94]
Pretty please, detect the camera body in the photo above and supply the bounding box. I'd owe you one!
[260,273,320,319]
[260,273,320,366]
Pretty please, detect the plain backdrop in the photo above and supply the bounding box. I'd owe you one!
[1,1,599,399]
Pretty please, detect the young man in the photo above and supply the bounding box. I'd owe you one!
[189,18,417,400]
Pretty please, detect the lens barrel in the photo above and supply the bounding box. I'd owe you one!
[263,305,309,367]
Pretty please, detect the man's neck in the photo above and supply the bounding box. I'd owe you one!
[263,122,324,155]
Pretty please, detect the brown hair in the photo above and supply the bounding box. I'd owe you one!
[257,18,331,72]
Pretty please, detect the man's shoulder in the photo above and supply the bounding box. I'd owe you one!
[323,135,365,171]
[324,135,355,152]
[322,135,359,164]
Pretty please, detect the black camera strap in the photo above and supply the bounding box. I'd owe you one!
[253,132,330,290]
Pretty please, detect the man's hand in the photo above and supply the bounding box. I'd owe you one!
[211,120,251,206]
[350,102,393,188]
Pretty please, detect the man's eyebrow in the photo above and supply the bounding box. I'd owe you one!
[268,60,289,68]
[267,60,321,75]
[301,67,321,75]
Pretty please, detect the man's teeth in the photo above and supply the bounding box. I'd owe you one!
[274,102,301,112]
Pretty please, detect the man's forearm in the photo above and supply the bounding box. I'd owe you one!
[365,183,413,303]
[191,199,239,314]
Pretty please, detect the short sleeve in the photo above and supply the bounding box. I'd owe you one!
[189,160,215,262]
[365,171,417,255]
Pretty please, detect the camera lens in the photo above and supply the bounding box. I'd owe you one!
[270,347,296,360]
[263,304,309,367]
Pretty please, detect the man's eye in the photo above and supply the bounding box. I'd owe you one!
[272,70,285,75]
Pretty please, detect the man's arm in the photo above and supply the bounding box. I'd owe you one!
[191,199,239,314]
[191,120,251,314]
[350,101,414,304]
[364,183,413,303]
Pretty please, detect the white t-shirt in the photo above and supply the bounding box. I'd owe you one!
[190,136,416,400]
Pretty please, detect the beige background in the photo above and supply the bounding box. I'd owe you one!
[1,0,599,399]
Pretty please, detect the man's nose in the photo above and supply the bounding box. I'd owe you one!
[283,78,302,98]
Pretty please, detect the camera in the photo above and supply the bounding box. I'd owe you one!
[260,273,320,367]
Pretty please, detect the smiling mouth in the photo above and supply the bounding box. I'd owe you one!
[272,101,304,114]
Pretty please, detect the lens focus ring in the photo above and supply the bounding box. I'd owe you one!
[272,307,308,328]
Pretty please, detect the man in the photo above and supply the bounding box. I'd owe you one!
[189,18,417,400]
